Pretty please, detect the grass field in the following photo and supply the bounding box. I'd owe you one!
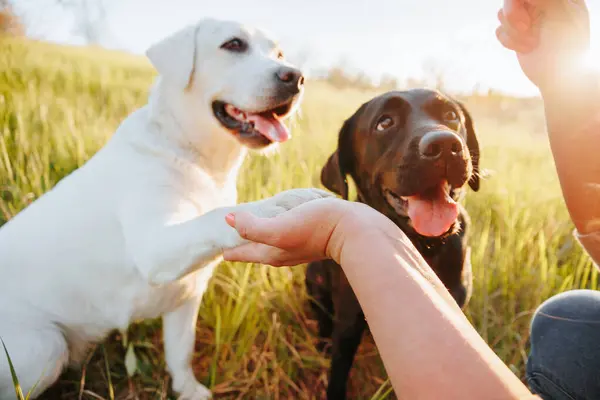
[0,36,598,400]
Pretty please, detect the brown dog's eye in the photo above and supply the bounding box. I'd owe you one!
[443,110,459,121]
[221,38,247,52]
[375,116,394,132]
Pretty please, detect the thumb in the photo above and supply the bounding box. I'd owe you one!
[225,211,285,246]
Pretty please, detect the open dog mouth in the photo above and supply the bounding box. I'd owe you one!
[384,181,458,238]
[212,100,294,147]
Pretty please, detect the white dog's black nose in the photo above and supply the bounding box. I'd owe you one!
[276,67,304,92]
[419,131,463,160]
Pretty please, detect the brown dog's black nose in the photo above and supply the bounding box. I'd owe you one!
[275,67,304,91]
[419,131,463,160]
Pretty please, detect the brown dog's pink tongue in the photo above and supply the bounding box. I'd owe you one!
[406,186,458,237]
[246,113,291,142]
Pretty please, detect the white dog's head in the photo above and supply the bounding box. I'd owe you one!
[146,18,305,150]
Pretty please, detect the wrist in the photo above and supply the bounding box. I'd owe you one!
[326,203,404,265]
[324,203,377,264]
[324,209,365,265]
[332,226,386,265]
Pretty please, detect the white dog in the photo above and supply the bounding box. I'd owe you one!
[0,18,330,399]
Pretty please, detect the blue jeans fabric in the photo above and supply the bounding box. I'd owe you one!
[526,289,600,400]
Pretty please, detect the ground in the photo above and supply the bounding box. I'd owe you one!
[0,36,597,400]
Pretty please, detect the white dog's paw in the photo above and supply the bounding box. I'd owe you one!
[172,377,212,400]
[255,188,333,217]
[220,188,332,249]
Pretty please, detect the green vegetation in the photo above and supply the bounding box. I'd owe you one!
[0,36,597,399]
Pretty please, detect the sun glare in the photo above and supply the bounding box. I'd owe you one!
[584,6,600,72]
[581,46,600,72]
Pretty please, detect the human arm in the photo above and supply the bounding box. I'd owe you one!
[223,199,538,399]
[496,0,600,265]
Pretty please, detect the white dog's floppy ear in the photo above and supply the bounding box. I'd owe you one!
[146,24,198,90]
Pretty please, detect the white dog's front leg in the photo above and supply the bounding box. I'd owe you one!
[120,187,331,285]
[146,206,248,284]
[163,295,211,400]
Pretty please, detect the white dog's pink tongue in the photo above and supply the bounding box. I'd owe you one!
[406,186,458,237]
[247,113,291,142]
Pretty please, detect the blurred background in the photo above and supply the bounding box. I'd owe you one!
[4,0,600,96]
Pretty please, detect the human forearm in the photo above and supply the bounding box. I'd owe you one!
[540,69,600,232]
[537,71,600,267]
[337,229,533,399]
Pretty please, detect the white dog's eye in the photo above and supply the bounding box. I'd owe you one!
[376,116,394,132]
[221,38,247,52]
[276,50,284,59]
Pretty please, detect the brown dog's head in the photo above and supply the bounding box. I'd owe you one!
[321,89,480,239]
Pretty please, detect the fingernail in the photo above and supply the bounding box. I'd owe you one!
[225,213,235,227]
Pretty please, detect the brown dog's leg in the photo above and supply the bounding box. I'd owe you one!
[306,261,335,352]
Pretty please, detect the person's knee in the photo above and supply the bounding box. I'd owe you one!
[527,290,600,399]
[533,289,600,324]
[529,289,600,358]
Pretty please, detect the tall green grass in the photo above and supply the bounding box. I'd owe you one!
[0,36,597,399]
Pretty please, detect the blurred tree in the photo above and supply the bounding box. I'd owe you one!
[378,73,400,91]
[352,71,373,91]
[56,0,109,45]
[0,0,24,36]
[405,76,428,89]
[421,57,447,91]
[326,64,353,90]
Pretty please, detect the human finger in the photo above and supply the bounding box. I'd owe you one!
[227,198,343,248]
[498,9,539,47]
[226,211,289,247]
[223,242,314,266]
[496,26,537,53]
[502,0,533,32]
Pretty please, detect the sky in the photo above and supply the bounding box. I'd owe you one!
[14,0,600,96]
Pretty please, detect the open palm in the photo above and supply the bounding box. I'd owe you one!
[223,198,400,267]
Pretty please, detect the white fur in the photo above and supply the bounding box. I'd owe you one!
[0,18,329,400]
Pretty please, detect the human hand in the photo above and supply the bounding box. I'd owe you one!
[223,197,399,266]
[496,0,590,92]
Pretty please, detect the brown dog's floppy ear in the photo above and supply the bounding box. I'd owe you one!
[320,113,358,199]
[457,101,480,192]
[321,152,348,199]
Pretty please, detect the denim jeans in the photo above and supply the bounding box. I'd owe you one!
[526,289,600,400]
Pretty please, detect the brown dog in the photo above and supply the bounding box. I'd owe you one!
[306,88,480,399]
